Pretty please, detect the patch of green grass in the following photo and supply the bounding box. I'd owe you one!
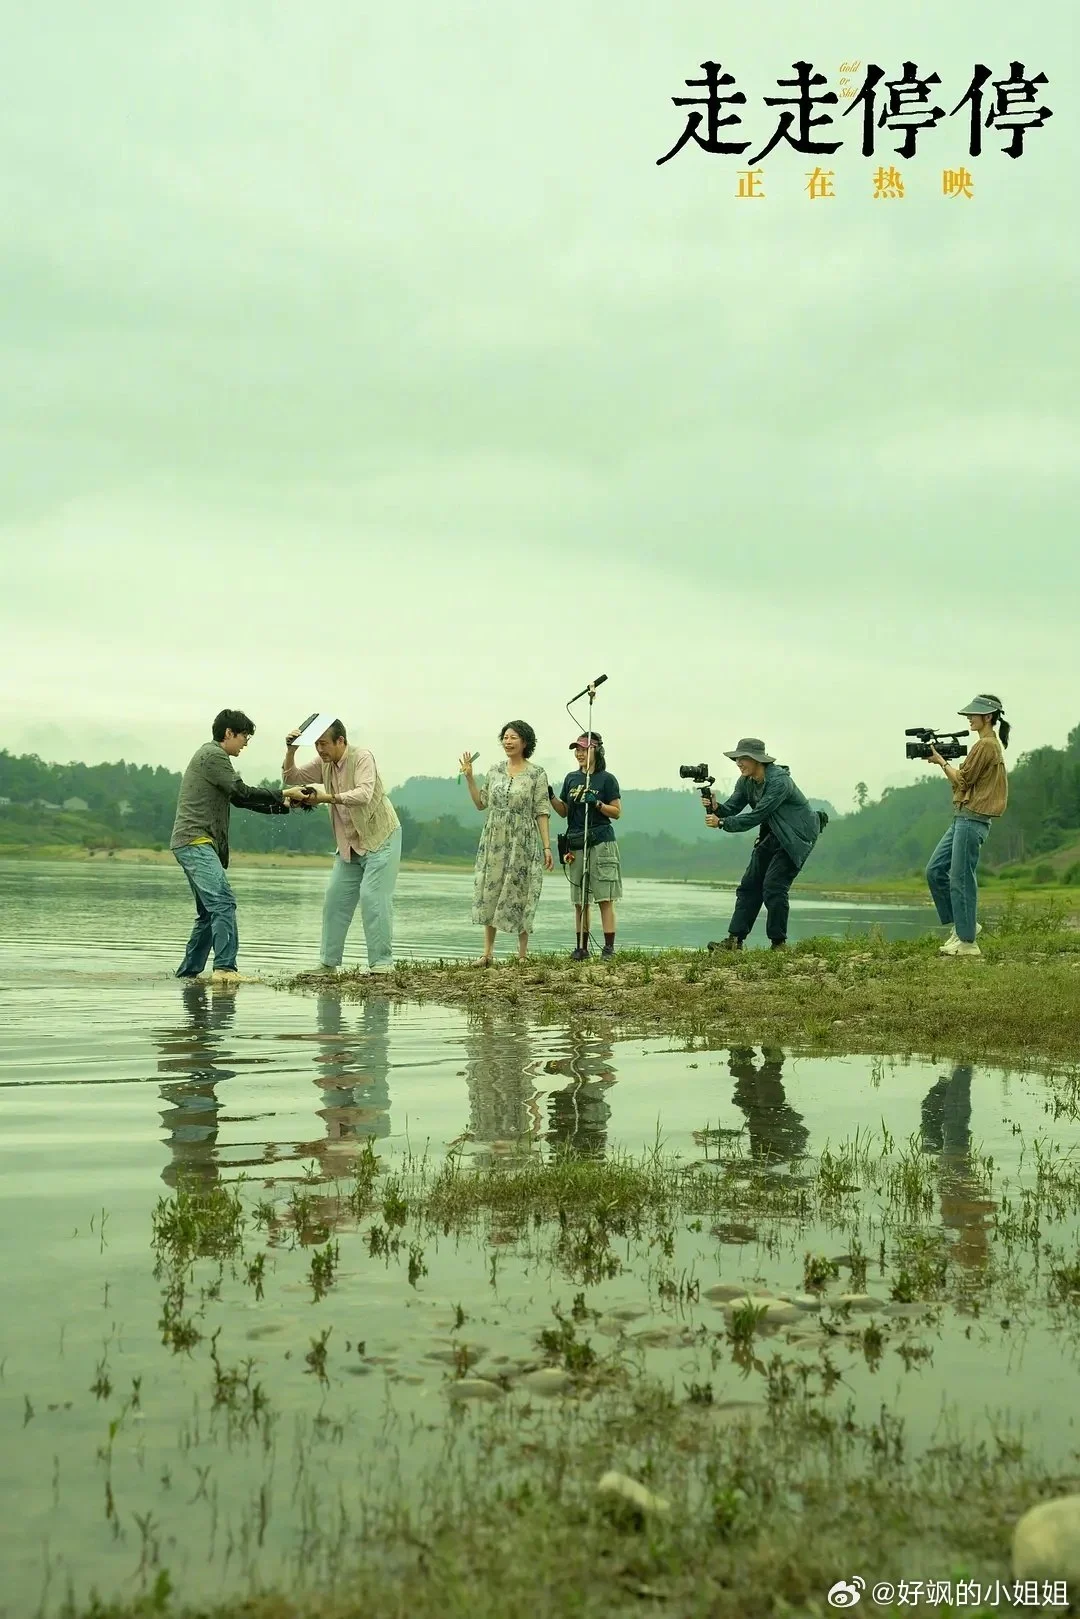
[150,1180,246,1266]
[60,1372,1075,1619]
[285,910,1080,1066]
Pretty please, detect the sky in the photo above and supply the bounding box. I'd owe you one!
[1,1,1075,809]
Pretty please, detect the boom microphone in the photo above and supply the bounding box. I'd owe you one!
[568,673,608,703]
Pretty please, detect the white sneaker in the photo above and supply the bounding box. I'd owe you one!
[941,923,981,953]
[943,940,982,958]
[312,963,340,975]
[366,962,395,976]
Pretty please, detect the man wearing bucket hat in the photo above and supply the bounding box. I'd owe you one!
[703,739,825,952]
[924,695,1010,958]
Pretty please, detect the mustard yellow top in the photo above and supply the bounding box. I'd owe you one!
[953,734,1008,818]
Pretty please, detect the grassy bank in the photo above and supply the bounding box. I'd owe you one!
[798,872,1080,909]
[286,902,1080,1068]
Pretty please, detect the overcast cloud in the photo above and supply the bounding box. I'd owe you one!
[1,1,1075,806]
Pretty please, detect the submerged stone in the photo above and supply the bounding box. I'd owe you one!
[421,1341,489,1366]
[833,1294,885,1313]
[723,1296,799,1326]
[445,1377,504,1403]
[704,1283,757,1303]
[518,1368,571,1396]
[634,1325,692,1348]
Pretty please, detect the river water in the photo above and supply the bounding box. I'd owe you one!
[1,861,1078,1613]
[5,857,932,974]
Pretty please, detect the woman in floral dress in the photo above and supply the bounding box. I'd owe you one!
[459,721,553,963]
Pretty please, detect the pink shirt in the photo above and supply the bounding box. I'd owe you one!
[284,749,378,858]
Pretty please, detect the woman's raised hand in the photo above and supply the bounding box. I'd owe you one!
[458,751,475,779]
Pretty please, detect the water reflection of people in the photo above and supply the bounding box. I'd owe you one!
[157,982,238,1187]
[920,1063,994,1285]
[157,986,393,1193]
[541,1032,618,1158]
[292,995,392,1180]
[728,1046,809,1164]
[461,1007,543,1157]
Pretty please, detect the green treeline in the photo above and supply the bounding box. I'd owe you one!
[0,751,479,864]
[2,724,1079,882]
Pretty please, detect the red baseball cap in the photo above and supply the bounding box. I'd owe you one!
[569,733,602,750]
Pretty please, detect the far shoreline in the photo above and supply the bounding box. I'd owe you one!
[0,845,473,873]
[2,848,1077,917]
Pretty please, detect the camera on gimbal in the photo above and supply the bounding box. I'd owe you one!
[905,727,968,763]
[679,762,716,806]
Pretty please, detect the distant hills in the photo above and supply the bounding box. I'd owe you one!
[2,726,1079,885]
[393,773,837,846]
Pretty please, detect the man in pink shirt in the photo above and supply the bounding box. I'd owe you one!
[283,719,402,975]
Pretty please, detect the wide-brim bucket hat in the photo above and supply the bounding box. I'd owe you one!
[957,694,1004,716]
[723,737,775,764]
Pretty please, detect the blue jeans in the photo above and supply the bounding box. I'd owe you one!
[925,815,991,943]
[173,844,239,975]
[321,828,402,968]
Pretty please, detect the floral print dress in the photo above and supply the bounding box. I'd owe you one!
[470,759,551,933]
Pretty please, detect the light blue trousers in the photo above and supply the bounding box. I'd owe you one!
[320,828,402,969]
[925,815,991,943]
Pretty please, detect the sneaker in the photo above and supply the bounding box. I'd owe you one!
[312,963,340,975]
[707,937,742,952]
[940,937,981,957]
[601,944,615,958]
[770,940,787,951]
[942,923,982,948]
[211,968,240,984]
[570,947,589,962]
[366,962,395,976]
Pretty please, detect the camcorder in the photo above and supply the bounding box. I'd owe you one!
[905,727,969,763]
[679,762,716,806]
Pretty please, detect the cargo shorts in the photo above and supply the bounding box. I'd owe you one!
[564,840,623,902]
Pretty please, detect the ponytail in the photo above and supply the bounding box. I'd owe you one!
[978,693,1010,751]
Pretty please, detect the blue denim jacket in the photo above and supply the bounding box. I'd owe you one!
[714,764,821,870]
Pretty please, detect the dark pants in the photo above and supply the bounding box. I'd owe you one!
[727,832,799,945]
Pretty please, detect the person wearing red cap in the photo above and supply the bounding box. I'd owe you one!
[550,733,622,959]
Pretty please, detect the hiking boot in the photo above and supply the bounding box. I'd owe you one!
[707,936,742,952]
[571,947,589,962]
[770,940,787,951]
[601,943,615,958]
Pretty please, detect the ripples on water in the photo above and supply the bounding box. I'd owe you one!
[1,862,1077,1612]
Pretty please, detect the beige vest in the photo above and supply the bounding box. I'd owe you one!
[321,745,400,851]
